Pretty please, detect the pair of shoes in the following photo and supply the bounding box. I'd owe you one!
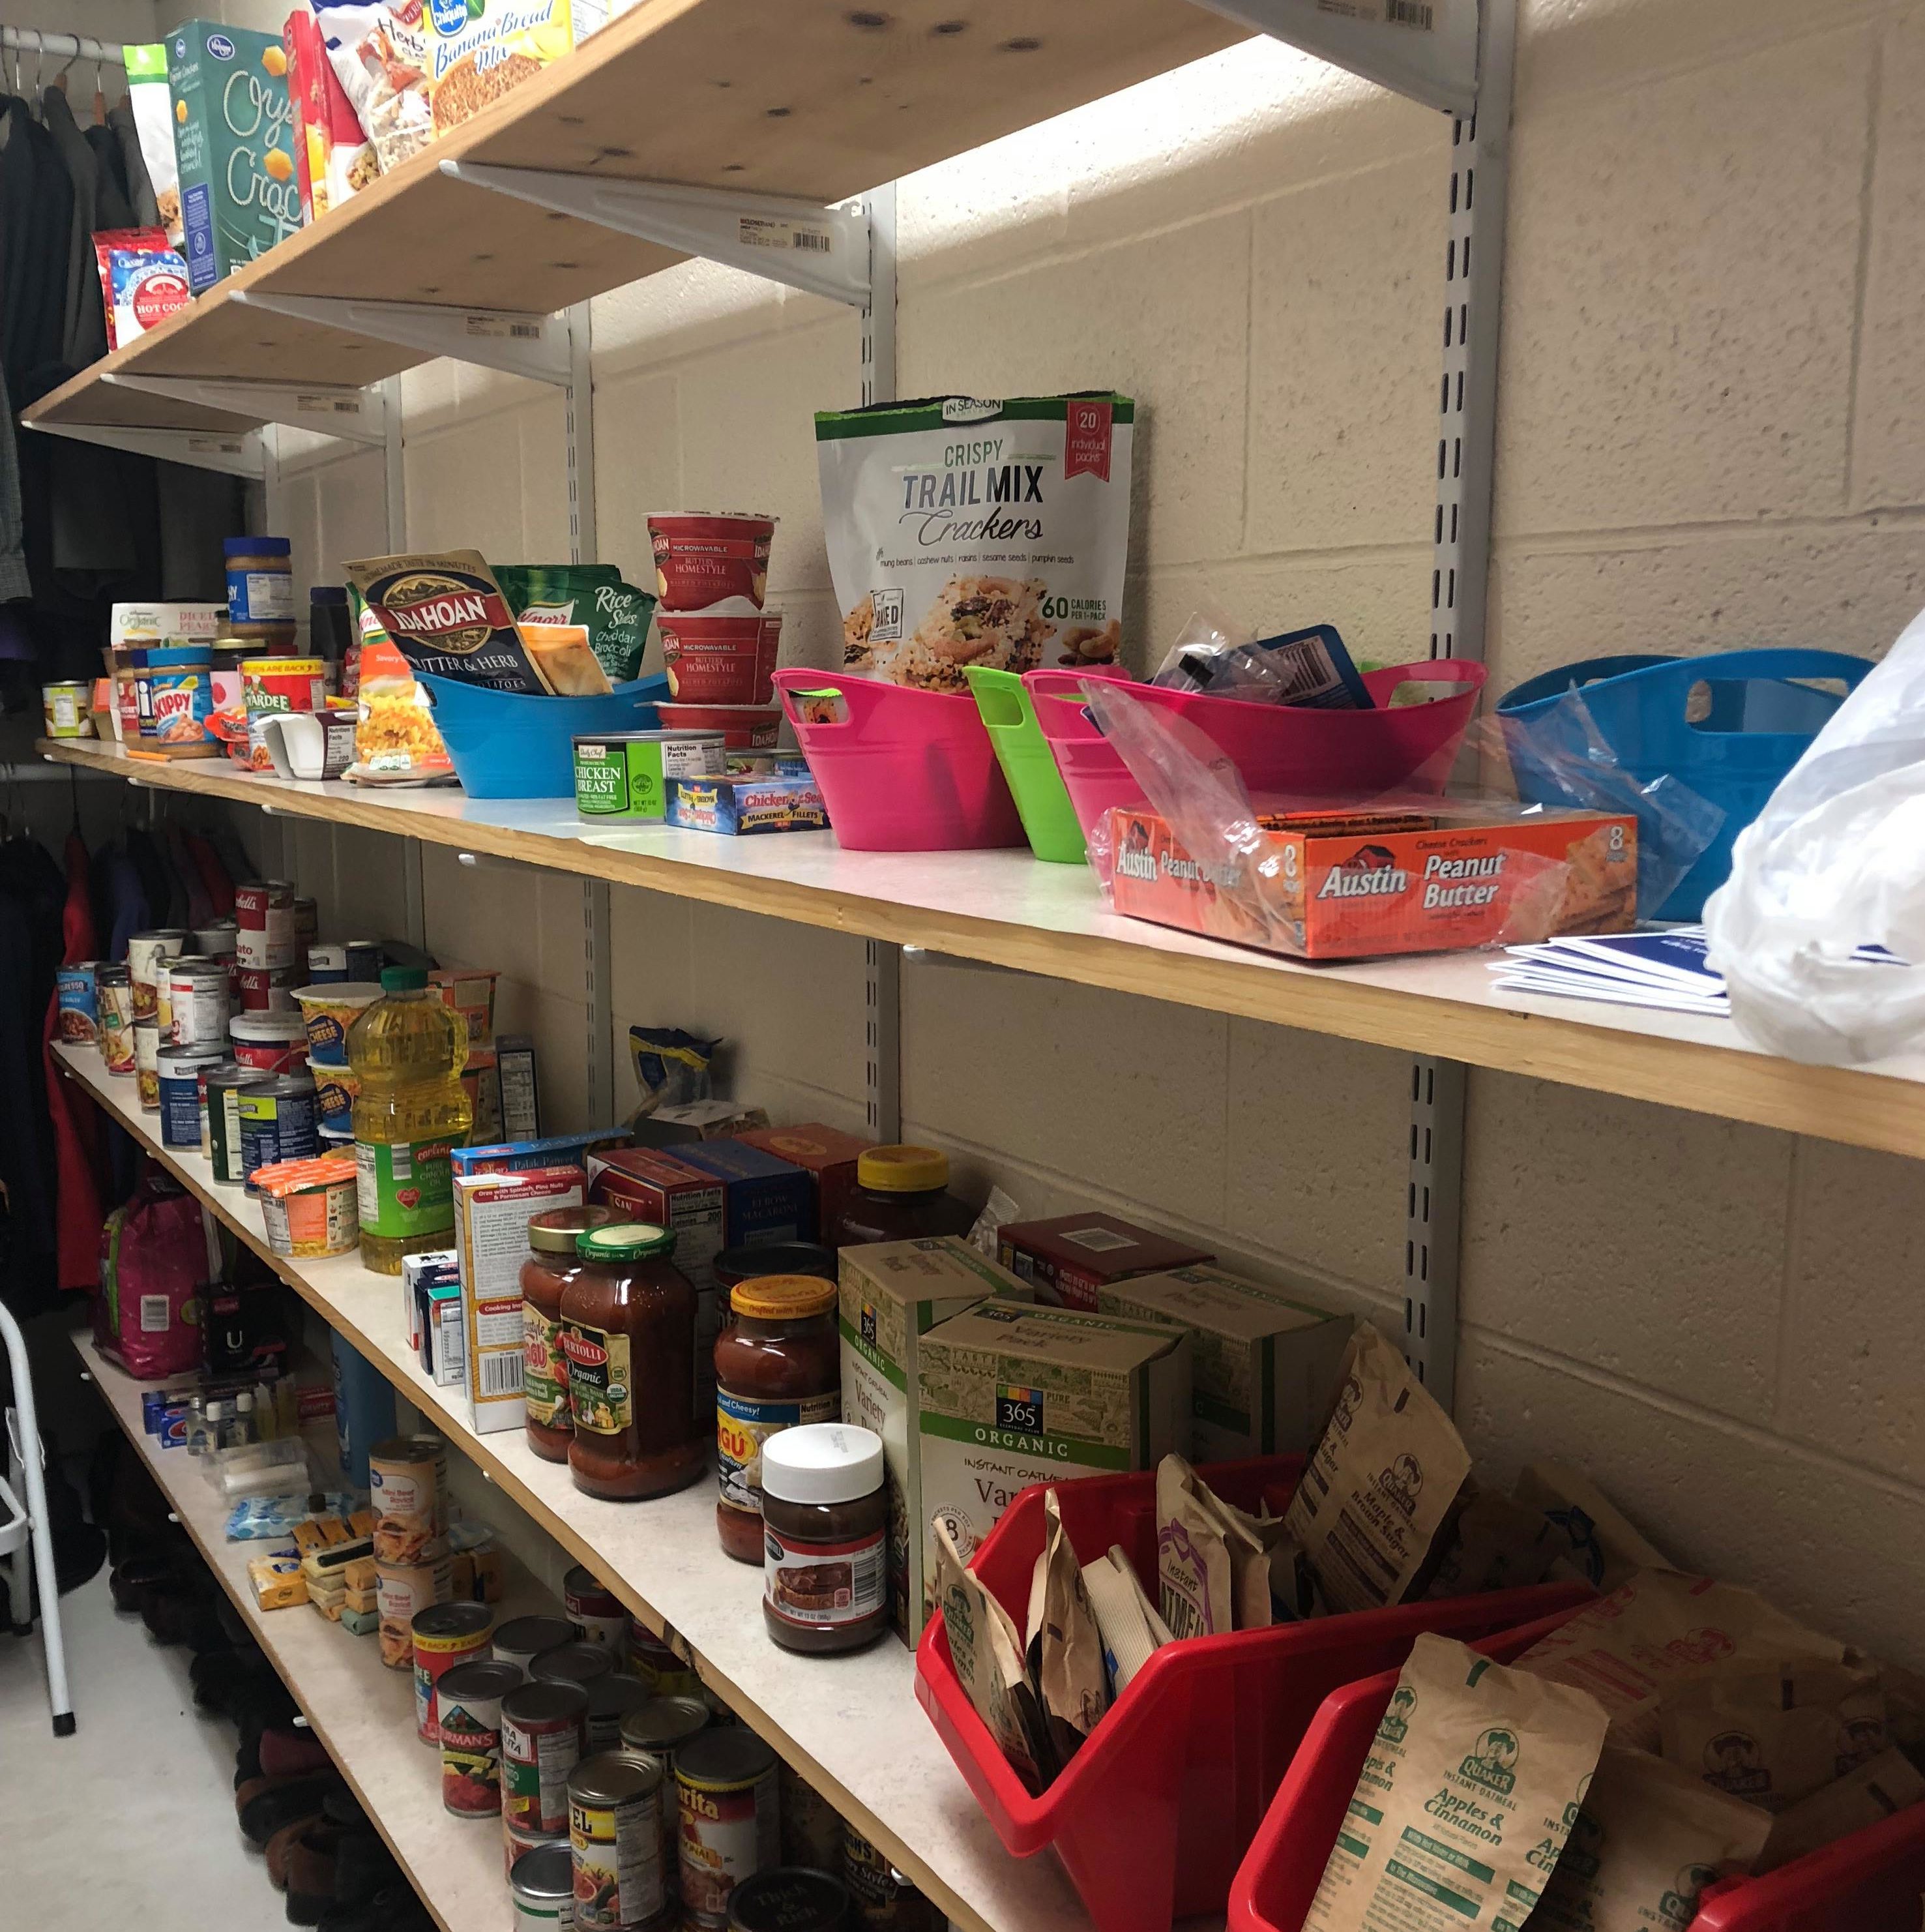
[317,1882,432,1932]
[237,1714,331,1785]
[195,1648,293,1725]
[237,1772,346,1848]
[142,1577,227,1652]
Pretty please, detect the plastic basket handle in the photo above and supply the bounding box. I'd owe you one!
[963,666,1035,737]
[1612,647,1872,704]
[1363,657,1489,700]
[770,668,877,733]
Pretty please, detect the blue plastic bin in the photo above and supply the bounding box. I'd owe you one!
[417,672,668,799]
[1497,648,1870,919]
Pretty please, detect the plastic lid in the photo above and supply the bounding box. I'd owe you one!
[577,1222,677,1262]
[527,1205,617,1255]
[728,1870,855,1932]
[380,965,428,992]
[310,585,347,604]
[730,1274,836,1322]
[225,535,291,557]
[759,1423,883,1506]
[856,1144,950,1193]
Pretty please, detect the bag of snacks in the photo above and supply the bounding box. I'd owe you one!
[93,230,190,351]
[933,1517,1054,1795]
[1025,1489,1108,1765]
[125,46,183,245]
[1080,1545,1171,1693]
[816,393,1135,689]
[495,563,656,685]
[345,586,453,783]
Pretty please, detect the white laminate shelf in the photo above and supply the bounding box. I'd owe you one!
[56,1043,1089,1932]
[75,1330,558,1932]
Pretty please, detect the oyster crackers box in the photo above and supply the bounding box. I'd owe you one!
[1093,1264,1352,1461]
[168,22,299,293]
[916,1298,1191,1632]
[838,1238,1029,1643]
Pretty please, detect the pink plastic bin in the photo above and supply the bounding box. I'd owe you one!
[1026,659,1488,842]
[913,1457,1590,1932]
[1227,1603,1925,1932]
[771,670,1025,852]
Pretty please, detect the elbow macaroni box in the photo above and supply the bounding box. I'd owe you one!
[453,1165,585,1434]
[837,1238,1030,1644]
[1093,1264,1352,1461]
[739,1123,872,1245]
[995,1212,1214,1313]
[916,1298,1192,1629]
[673,1138,815,1247]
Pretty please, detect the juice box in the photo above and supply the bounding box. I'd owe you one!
[995,1212,1214,1313]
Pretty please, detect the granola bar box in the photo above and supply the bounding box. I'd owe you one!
[1107,800,1638,960]
[915,1298,1190,1601]
[996,1211,1213,1313]
[167,22,298,293]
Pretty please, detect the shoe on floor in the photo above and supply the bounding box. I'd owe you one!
[259,1723,333,1779]
[238,1774,344,1847]
[329,1828,401,1910]
[285,1821,349,1925]
[265,1813,327,1892]
[143,1580,227,1651]
[108,1556,178,1615]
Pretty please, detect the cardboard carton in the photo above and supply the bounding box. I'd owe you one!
[996,1213,1213,1313]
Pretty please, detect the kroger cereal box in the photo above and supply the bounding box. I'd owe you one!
[1108,800,1638,960]
[167,22,299,293]
[1093,1264,1351,1462]
[917,1300,1190,1625]
[838,1238,1029,1642]
[996,1212,1212,1313]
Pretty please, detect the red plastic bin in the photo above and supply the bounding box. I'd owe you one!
[913,1458,1590,1932]
[1227,1603,1925,1932]
[771,669,1025,851]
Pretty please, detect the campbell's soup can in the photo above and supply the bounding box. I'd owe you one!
[229,1010,309,1073]
[127,929,190,1022]
[97,966,136,1073]
[502,1681,589,1838]
[563,1568,626,1652]
[438,1657,522,1818]
[168,958,232,1048]
[413,1601,494,1743]
[675,1729,779,1928]
[55,962,100,1046]
[234,880,296,970]
[239,963,299,1013]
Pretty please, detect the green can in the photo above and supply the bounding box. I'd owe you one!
[572,730,726,822]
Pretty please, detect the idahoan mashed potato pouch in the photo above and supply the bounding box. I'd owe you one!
[816,393,1135,689]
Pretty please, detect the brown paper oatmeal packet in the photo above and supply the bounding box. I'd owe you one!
[1081,1545,1173,1693]
[1424,1485,1559,1600]
[1758,1746,1925,1873]
[1284,1322,1473,1616]
[1512,1462,1672,1594]
[1516,1569,1845,1751]
[1304,1631,1609,1932]
[1658,1661,1886,1812]
[1531,1744,1772,1932]
[1024,1489,1109,1766]
[933,1517,1055,1794]
[1156,1454,1296,1635]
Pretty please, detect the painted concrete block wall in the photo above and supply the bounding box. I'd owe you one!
[266,0,1925,1663]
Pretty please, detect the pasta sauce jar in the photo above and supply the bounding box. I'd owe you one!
[712,1277,839,1564]
[522,1206,617,1463]
[759,1424,888,1654]
[559,1224,707,1502]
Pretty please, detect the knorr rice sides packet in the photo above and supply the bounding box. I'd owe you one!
[1303,1631,1609,1932]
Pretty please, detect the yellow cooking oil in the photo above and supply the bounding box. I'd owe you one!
[347,965,471,1275]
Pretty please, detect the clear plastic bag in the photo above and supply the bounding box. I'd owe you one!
[1703,608,1925,1063]
[1149,609,1372,709]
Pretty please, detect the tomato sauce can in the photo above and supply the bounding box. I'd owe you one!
[234,879,297,969]
[439,1657,523,1817]
[97,965,136,1073]
[619,1695,710,1893]
[675,1729,780,1928]
[413,1601,494,1742]
[55,962,100,1046]
[503,1681,589,1837]
[570,1751,666,1932]
[628,1616,701,1698]
[495,1614,583,1681]
[564,1567,626,1650]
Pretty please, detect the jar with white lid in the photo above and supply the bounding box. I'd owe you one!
[758,1423,887,1654]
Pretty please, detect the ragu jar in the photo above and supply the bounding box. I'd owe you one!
[713,1275,840,1564]
[522,1205,618,1463]
[832,1146,977,1248]
[559,1223,707,1502]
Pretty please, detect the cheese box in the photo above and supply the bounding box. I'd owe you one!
[916,1298,1191,1620]
[1093,1264,1353,1461]
[740,1122,872,1245]
[675,1138,815,1247]
[422,1282,465,1388]
[453,1165,585,1434]
[995,1213,1214,1313]
[838,1238,1030,1642]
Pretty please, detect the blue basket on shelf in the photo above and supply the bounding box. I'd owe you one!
[417,672,669,799]
[1496,649,1871,920]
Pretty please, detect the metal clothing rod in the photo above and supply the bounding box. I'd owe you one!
[14,761,120,783]
[0,29,125,67]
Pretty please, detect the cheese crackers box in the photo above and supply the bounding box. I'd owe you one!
[1107,800,1638,959]
[838,1238,1029,1643]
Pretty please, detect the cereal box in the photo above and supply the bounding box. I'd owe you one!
[1093,1264,1352,1462]
[1107,800,1639,960]
[167,22,299,293]
[838,1238,1029,1642]
[996,1213,1213,1313]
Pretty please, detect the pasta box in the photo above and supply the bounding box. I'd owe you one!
[674,1138,814,1248]
[737,1122,872,1241]
[995,1213,1213,1313]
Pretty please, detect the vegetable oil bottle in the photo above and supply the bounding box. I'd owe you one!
[348,965,471,1275]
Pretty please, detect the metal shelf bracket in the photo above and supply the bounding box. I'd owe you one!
[99,373,390,446]
[440,162,872,308]
[23,419,264,479]
[230,289,572,386]
[1201,0,1483,117]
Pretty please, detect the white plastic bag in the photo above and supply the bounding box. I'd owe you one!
[1704,608,1925,1063]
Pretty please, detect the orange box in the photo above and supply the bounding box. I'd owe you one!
[737,1122,872,1243]
[1107,800,1638,960]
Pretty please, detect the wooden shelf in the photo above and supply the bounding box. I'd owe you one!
[56,1044,1089,1932]
[22,0,1243,431]
[42,736,1925,1157]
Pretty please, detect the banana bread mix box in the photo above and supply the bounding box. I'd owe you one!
[837,1237,1030,1643]
[917,1298,1192,1633]
[1106,800,1638,959]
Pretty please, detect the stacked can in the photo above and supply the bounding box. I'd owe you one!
[168,956,233,1049]
[368,1435,450,1671]
[502,1678,589,1877]
[96,964,135,1074]
[55,962,100,1047]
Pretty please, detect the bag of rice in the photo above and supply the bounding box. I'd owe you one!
[815,393,1135,689]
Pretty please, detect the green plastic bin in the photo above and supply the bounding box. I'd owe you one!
[965,667,1087,863]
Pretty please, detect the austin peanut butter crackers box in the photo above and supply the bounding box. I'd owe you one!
[1107,801,1638,959]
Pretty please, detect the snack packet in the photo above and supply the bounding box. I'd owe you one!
[1658,1661,1886,1811]
[93,230,190,351]
[1080,1545,1171,1693]
[1512,1462,1672,1594]
[1154,619,1374,710]
[933,1517,1054,1794]
[628,1028,720,1116]
[1303,1632,1609,1932]
[125,46,183,246]
[345,586,454,783]
[1023,1490,1108,1764]
[495,563,656,686]
[1283,1322,1472,1615]
[1757,1747,1925,1873]
[1423,1485,1559,1600]
[1531,1744,1772,1932]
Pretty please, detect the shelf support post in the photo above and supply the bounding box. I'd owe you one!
[381,375,406,551]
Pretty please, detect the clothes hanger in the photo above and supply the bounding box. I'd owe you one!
[91,51,106,126]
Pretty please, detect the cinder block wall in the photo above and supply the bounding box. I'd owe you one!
[272,0,1925,1662]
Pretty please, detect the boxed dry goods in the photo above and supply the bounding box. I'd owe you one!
[1093,1264,1351,1461]
[837,1237,1030,1642]
[589,1147,727,1393]
[673,1139,814,1248]
[424,0,606,137]
[995,1213,1213,1313]
[916,1298,1190,1590]
[739,1123,872,1243]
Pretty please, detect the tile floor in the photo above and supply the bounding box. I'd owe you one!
[0,1566,286,1927]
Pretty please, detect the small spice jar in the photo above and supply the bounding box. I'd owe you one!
[522,1205,618,1463]
[832,1146,977,1247]
[713,1276,841,1564]
[759,1424,887,1654]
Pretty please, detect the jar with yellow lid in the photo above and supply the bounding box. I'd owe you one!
[832,1145,978,1249]
[713,1275,840,1563]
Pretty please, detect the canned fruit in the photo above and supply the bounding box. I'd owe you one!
[42,680,94,738]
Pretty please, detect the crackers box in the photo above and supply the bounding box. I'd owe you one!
[675,1138,814,1247]
[996,1213,1213,1313]
[838,1238,1030,1642]
[1093,1264,1352,1461]
[1107,799,1638,960]
[739,1123,872,1244]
